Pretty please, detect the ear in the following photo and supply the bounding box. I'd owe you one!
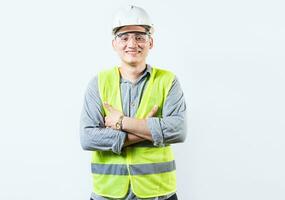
[112,39,116,50]
[149,37,154,49]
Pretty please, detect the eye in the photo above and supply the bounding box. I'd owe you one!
[120,35,129,41]
[135,35,146,42]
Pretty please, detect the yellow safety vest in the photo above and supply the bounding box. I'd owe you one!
[92,66,176,198]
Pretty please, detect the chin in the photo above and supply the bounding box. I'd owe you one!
[123,58,141,66]
[127,61,140,66]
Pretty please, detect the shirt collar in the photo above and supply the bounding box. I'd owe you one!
[120,64,152,84]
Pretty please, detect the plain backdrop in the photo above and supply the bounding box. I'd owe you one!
[0,0,285,199]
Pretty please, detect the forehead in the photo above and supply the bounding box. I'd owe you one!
[117,25,146,34]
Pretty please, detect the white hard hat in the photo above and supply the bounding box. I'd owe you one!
[112,5,154,35]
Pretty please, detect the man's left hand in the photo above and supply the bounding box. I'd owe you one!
[103,102,124,129]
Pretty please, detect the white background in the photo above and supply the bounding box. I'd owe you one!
[1,0,285,199]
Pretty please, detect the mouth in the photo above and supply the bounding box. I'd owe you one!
[125,50,141,56]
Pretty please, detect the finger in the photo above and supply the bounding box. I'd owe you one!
[104,117,110,127]
[146,105,158,118]
[103,102,113,112]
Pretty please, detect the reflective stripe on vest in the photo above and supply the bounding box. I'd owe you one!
[92,160,176,175]
[93,66,176,198]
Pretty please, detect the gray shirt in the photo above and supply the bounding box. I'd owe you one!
[80,65,187,200]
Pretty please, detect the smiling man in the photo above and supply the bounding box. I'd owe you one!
[80,5,187,200]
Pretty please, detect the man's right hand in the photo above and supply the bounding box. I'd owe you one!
[146,105,158,118]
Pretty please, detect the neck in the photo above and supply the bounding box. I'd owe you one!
[119,62,147,83]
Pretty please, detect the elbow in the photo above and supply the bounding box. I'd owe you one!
[164,126,187,144]
[176,132,186,143]
[164,131,187,145]
[80,133,92,151]
[170,122,187,144]
[176,122,187,143]
[80,139,89,151]
[176,117,187,143]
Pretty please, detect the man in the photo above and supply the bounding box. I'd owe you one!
[80,5,187,200]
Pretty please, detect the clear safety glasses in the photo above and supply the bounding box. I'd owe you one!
[114,31,151,45]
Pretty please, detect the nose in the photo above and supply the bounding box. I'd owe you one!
[126,36,138,47]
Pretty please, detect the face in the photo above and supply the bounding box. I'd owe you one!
[112,25,153,67]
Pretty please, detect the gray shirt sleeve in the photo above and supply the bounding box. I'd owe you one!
[80,76,126,154]
[147,76,187,146]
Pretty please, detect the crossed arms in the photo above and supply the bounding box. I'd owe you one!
[103,103,158,146]
[80,76,186,154]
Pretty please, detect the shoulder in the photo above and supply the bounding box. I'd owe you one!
[152,67,183,92]
[98,67,118,76]
[151,66,175,76]
[151,66,178,82]
[87,67,117,87]
[150,66,176,83]
[83,75,99,98]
